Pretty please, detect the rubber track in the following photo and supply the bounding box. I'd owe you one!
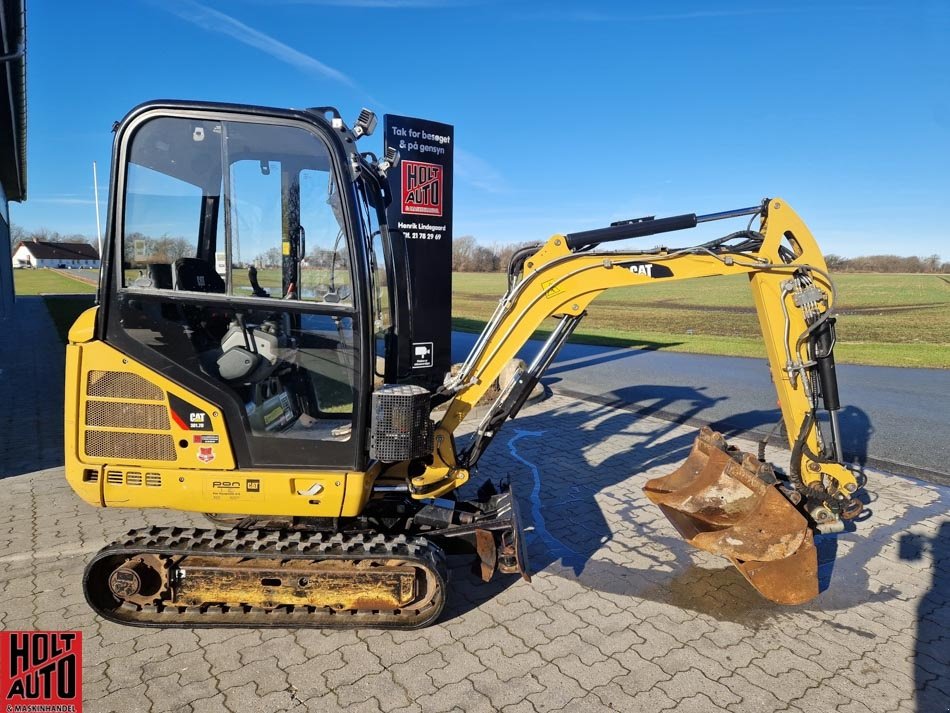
[84,526,447,630]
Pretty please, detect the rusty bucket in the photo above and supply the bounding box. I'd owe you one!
[643,427,818,605]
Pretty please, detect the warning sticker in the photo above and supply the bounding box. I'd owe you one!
[193,434,220,444]
[541,279,564,299]
[412,342,434,369]
[197,446,215,463]
[401,161,443,216]
[1,631,83,712]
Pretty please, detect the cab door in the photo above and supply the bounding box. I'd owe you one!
[103,106,374,470]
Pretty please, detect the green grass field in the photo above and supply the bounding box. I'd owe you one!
[453,272,950,368]
[12,270,96,343]
[13,269,97,295]
[16,268,948,367]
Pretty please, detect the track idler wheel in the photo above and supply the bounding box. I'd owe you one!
[643,427,818,605]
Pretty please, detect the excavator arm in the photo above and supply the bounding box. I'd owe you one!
[405,197,862,604]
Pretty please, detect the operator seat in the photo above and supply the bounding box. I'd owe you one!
[171,258,229,354]
[146,263,173,290]
[173,257,226,293]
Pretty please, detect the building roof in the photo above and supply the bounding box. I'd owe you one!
[0,0,26,201]
[16,241,99,260]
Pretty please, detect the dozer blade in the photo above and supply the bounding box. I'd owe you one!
[643,427,818,605]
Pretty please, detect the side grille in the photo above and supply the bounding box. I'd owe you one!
[145,473,162,487]
[87,370,163,401]
[85,430,177,462]
[82,369,178,463]
[85,401,170,430]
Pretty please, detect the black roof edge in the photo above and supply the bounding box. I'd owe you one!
[0,0,25,202]
[116,98,344,135]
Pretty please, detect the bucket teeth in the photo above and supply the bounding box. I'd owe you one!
[643,427,818,605]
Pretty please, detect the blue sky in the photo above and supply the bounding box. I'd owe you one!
[14,0,949,258]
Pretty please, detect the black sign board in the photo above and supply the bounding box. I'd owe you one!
[384,114,454,389]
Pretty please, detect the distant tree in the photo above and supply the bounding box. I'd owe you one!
[819,253,948,273]
[453,235,477,271]
[824,254,847,271]
[150,236,194,262]
[257,247,282,268]
[923,254,942,273]
[9,224,27,247]
[469,245,500,272]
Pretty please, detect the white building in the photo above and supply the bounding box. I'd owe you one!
[12,240,100,269]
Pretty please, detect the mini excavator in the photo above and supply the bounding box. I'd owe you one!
[64,101,863,629]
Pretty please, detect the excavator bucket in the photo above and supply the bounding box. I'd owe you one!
[643,427,818,605]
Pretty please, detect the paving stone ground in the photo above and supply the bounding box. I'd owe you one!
[0,302,947,712]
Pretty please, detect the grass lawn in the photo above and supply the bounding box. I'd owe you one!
[13,269,97,296]
[453,272,950,369]
[26,267,948,367]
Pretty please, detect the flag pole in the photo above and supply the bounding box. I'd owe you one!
[93,161,103,262]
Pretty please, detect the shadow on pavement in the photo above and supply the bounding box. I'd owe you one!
[839,404,874,473]
[544,378,731,430]
[899,509,949,713]
[442,385,916,630]
[0,296,91,479]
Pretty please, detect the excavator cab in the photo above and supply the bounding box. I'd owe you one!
[94,102,400,472]
[66,101,530,628]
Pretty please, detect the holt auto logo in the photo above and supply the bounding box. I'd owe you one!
[401,160,443,217]
[1,631,83,712]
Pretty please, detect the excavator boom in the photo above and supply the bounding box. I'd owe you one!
[415,197,860,602]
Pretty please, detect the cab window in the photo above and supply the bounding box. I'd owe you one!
[115,114,364,458]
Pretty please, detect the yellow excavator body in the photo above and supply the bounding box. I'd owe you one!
[63,100,863,629]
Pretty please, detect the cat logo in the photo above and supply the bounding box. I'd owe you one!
[627,262,672,278]
[168,394,213,431]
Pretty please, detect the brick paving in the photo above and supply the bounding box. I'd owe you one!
[0,296,73,476]
[0,306,947,712]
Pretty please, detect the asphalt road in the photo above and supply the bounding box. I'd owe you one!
[451,331,950,484]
